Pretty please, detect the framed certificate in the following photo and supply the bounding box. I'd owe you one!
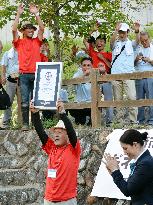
[33,62,63,110]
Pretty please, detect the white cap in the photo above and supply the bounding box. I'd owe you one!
[119,23,130,32]
[53,120,66,130]
[76,50,89,58]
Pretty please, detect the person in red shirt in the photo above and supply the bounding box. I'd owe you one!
[84,24,113,125]
[12,4,44,130]
[83,23,112,73]
[31,100,81,205]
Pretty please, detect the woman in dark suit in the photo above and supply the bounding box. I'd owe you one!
[104,129,153,205]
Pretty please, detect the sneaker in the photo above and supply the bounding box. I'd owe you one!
[21,124,29,131]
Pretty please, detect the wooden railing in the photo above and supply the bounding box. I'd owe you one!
[62,71,153,128]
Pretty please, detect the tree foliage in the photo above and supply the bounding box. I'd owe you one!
[0,0,150,70]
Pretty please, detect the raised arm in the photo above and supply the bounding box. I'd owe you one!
[97,53,111,68]
[12,4,24,41]
[30,103,48,145]
[57,101,77,148]
[110,22,121,50]
[133,22,140,46]
[83,23,99,50]
[29,4,44,41]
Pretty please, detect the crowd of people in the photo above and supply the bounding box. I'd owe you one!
[0,3,153,129]
[0,3,153,205]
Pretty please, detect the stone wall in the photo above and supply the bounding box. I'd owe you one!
[0,128,124,205]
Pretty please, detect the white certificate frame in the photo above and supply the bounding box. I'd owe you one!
[33,62,63,110]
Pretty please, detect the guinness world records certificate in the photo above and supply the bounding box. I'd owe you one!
[33,62,63,110]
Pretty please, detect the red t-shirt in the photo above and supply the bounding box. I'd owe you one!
[40,53,49,62]
[42,138,81,202]
[13,37,42,73]
[89,44,112,73]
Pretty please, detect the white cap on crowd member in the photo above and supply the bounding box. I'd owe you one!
[76,50,89,59]
[119,23,130,32]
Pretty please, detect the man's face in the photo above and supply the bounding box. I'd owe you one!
[40,42,49,53]
[81,59,92,76]
[52,128,68,146]
[23,28,35,38]
[97,62,106,74]
[118,30,128,41]
[140,35,150,48]
[120,142,138,160]
[95,39,105,51]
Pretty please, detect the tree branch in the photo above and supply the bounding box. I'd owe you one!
[56,0,73,13]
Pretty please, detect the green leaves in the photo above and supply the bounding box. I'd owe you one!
[0,0,149,72]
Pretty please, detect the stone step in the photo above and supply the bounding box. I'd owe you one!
[0,184,42,205]
[0,169,38,186]
[0,155,28,169]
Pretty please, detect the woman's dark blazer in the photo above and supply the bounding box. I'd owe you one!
[111,150,153,205]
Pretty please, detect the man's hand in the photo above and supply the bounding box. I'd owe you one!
[56,100,65,113]
[133,22,140,33]
[17,4,24,15]
[142,57,151,63]
[72,45,79,57]
[89,23,99,35]
[135,54,143,62]
[29,4,39,15]
[115,22,121,32]
[30,100,39,113]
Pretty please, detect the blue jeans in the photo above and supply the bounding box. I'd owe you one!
[147,78,153,124]
[101,82,113,123]
[19,73,35,126]
[135,78,153,124]
[19,73,35,107]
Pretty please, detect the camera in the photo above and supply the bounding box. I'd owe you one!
[139,52,143,57]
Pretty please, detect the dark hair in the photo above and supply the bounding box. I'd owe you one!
[120,129,148,146]
[42,38,49,43]
[81,57,93,64]
[96,34,106,43]
[87,36,96,44]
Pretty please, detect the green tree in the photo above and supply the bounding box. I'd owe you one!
[0,0,129,61]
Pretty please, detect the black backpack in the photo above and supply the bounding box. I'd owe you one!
[0,84,11,110]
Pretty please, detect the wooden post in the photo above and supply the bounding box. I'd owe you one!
[90,70,101,128]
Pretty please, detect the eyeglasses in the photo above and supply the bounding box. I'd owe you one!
[82,64,91,66]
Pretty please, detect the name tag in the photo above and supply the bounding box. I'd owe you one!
[48,169,57,178]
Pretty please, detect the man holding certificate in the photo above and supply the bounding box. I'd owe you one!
[30,100,81,205]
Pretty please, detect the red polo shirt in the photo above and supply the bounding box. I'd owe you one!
[42,138,81,202]
[89,44,112,73]
[13,37,42,73]
[40,53,48,62]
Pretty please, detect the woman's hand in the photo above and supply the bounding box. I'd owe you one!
[104,153,119,174]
